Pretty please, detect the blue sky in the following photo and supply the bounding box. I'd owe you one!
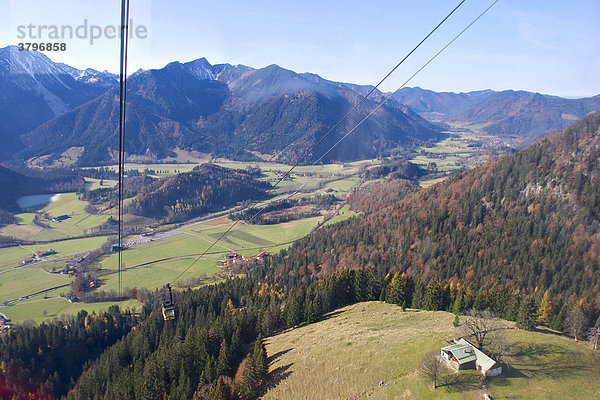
[2,0,599,97]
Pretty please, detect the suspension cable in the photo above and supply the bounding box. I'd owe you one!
[243,0,500,226]
[118,0,131,301]
[169,0,467,285]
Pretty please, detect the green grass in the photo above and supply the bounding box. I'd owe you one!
[0,193,111,241]
[93,215,325,291]
[1,297,141,324]
[323,205,356,226]
[420,177,449,188]
[324,176,360,193]
[263,302,600,400]
[0,268,72,303]
[0,236,108,272]
[84,178,117,190]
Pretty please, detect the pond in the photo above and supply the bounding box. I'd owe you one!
[16,193,61,209]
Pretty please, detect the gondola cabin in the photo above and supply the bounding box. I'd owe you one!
[162,301,175,320]
[162,284,175,321]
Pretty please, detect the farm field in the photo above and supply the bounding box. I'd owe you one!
[97,215,325,292]
[0,236,107,272]
[2,297,140,324]
[0,158,369,324]
[263,302,600,400]
[0,192,111,241]
[100,158,377,179]
[0,268,72,304]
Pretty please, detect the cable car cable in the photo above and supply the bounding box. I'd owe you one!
[168,0,467,285]
[313,0,500,165]
[118,0,131,301]
[242,0,500,227]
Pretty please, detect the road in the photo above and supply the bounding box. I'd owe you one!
[1,172,355,308]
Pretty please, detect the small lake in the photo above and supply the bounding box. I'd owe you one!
[17,193,61,209]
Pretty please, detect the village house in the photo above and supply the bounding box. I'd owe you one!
[440,338,502,376]
[0,314,12,332]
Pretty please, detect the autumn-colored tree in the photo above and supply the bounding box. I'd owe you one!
[537,290,554,326]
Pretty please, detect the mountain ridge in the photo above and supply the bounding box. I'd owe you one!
[16,56,440,166]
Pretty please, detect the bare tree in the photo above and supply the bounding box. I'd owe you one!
[461,310,499,348]
[488,330,513,368]
[589,327,600,350]
[564,306,589,342]
[419,351,445,389]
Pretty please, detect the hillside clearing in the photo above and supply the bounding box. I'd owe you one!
[263,302,600,400]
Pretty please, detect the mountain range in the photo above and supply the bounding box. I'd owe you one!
[393,86,600,140]
[1,46,599,166]
[6,48,440,166]
[0,46,116,159]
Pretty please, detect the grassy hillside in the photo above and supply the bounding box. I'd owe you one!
[264,302,600,400]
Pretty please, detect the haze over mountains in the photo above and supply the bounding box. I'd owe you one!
[394,86,600,141]
[1,45,599,166]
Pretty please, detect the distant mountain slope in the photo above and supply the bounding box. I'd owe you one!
[454,90,600,139]
[392,86,600,142]
[274,111,600,299]
[18,58,441,166]
[392,86,494,116]
[0,46,116,158]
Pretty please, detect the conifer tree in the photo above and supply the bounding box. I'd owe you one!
[517,295,537,331]
[452,291,463,315]
[412,278,425,309]
[216,339,231,377]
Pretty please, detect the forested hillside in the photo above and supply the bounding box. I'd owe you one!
[18,59,440,166]
[454,91,600,138]
[125,164,270,221]
[273,111,600,300]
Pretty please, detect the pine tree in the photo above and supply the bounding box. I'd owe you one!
[216,339,231,377]
[423,279,443,311]
[208,377,231,400]
[517,295,537,331]
[537,290,553,326]
[252,336,268,381]
[412,278,425,309]
[452,291,463,316]
[239,336,268,400]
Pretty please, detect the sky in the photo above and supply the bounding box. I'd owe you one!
[1,0,599,97]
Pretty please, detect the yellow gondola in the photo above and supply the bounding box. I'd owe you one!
[162,284,175,321]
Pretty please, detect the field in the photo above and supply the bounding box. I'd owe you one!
[0,213,329,323]
[2,297,140,324]
[263,302,600,400]
[0,268,72,304]
[0,158,370,324]
[0,192,111,241]
[96,215,325,292]
[0,157,366,323]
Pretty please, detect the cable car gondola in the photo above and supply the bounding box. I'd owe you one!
[162,284,175,321]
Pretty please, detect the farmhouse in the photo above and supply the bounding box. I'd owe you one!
[441,338,502,376]
[51,214,70,222]
[35,249,57,258]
